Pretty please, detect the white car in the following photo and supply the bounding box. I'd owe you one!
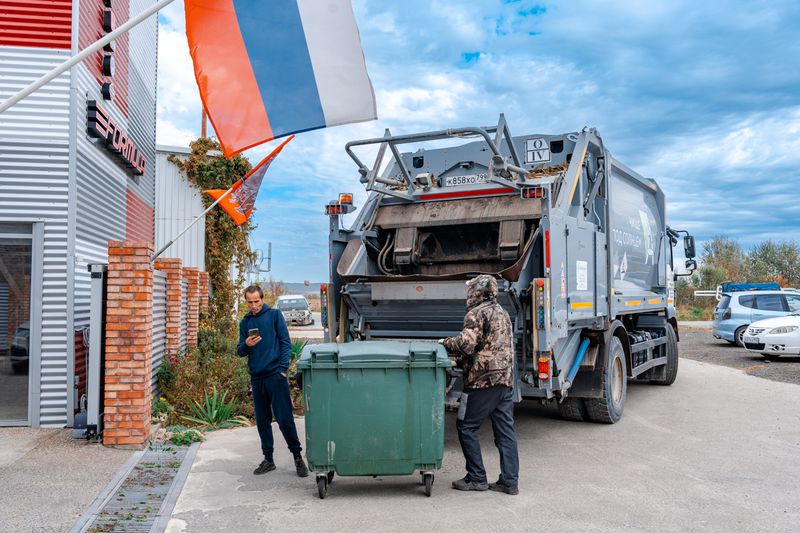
[742,313,800,359]
[275,295,314,326]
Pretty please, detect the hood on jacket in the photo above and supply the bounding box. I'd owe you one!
[466,274,498,309]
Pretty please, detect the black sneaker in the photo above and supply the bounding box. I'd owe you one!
[451,477,488,491]
[294,456,309,478]
[488,481,519,495]
[253,459,276,475]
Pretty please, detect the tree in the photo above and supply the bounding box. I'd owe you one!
[745,240,800,287]
[169,138,256,336]
[700,236,744,283]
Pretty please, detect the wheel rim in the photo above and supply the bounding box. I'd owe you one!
[737,328,745,345]
[611,354,623,406]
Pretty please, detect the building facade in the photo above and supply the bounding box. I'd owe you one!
[0,0,158,427]
[155,145,206,271]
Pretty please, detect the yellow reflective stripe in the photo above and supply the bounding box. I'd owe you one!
[625,300,642,306]
[668,298,674,304]
[567,142,589,205]
[647,298,662,304]
[570,301,593,309]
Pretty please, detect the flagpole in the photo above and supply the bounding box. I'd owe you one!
[0,0,176,115]
[151,185,236,262]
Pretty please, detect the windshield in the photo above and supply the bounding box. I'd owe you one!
[276,299,308,311]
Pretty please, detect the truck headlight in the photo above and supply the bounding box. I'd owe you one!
[768,326,797,334]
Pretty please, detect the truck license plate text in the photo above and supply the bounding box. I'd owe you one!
[445,173,488,187]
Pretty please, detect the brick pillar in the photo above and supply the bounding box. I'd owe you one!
[183,267,200,348]
[104,241,153,448]
[198,271,210,321]
[154,258,183,358]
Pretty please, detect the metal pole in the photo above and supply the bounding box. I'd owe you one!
[0,0,177,115]
[151,185,236,262]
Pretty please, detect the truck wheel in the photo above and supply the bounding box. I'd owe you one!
[557,397,588,421]
[585,336,627,424]
[650,325,678,386]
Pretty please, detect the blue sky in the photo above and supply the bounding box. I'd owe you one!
[157,0,800,282]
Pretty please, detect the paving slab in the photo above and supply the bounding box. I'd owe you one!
[0,428,133,533]
[166,359,800,533]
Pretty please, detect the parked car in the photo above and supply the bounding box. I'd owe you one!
[10,322,29,374]
[713,290,800,346]
[742,314,800,359]
[275,295,314,326]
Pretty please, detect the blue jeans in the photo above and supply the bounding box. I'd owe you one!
[252,373,302,459]
[456,385,519,488]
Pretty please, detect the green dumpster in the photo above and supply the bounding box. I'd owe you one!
[297,341,452,498]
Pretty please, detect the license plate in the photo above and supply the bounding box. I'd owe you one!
[743,336,759,344]
[444,173,488,187]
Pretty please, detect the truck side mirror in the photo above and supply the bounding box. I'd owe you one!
[684,236,696,259]
[685,258,697,274]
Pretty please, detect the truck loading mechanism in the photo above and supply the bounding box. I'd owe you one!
[322,114,696,423]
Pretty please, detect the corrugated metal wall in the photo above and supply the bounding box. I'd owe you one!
[151,269,167,395]
[0,283,8,352]
[78,0,129,117]
[71,0,158,428]
[155,148,206,270]
[0,0,73,49]
[0,45,71,426]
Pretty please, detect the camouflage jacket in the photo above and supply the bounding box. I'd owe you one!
[443,276,513,389]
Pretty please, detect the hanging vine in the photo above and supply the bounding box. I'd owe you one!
[168,137,255,337]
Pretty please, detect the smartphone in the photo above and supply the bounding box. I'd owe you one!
[248,328,260,337]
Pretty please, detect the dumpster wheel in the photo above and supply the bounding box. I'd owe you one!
[317,475,328,499]
[422,472,434,497]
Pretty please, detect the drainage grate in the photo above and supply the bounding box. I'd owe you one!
[83,443,188,533]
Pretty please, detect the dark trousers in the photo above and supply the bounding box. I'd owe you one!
[252,373,302,460]
[456,385,519,488]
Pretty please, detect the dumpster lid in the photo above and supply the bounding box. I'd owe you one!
[298,341,451,367]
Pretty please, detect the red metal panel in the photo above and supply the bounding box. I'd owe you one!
[79,0,128,118]
[0,0,73,49]
[126,188,154,243]
[74,329,87,415]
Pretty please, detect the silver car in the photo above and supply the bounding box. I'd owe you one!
[275,295,314,326]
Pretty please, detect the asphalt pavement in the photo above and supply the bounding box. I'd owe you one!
[287,312,323,340]
[165,357,800,533]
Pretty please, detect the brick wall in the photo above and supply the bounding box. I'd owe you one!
[103,245,209,447]
[103,241,153,447]
[154,258,182,358]
[183,267,200,348]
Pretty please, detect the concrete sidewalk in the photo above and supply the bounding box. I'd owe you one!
[166,359,800,533]
[0,428,134,532]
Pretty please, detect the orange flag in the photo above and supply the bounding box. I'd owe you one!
[204,135,294,225]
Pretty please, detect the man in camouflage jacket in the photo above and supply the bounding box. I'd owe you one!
[442,274,520,495]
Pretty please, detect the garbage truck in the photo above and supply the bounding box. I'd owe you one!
[319,115,697,423]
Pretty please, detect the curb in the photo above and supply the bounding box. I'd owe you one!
[68,448,146,533]
[150,442,201,532]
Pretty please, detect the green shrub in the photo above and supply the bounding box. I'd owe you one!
[288,340,307,414]
[166,425,204,446]
[151,396,171,420]
[181,386,251,430]
[160,328,252,426]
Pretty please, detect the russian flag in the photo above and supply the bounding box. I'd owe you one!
[185,0,377,157]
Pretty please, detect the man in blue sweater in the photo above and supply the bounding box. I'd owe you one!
[238,285,308,477]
